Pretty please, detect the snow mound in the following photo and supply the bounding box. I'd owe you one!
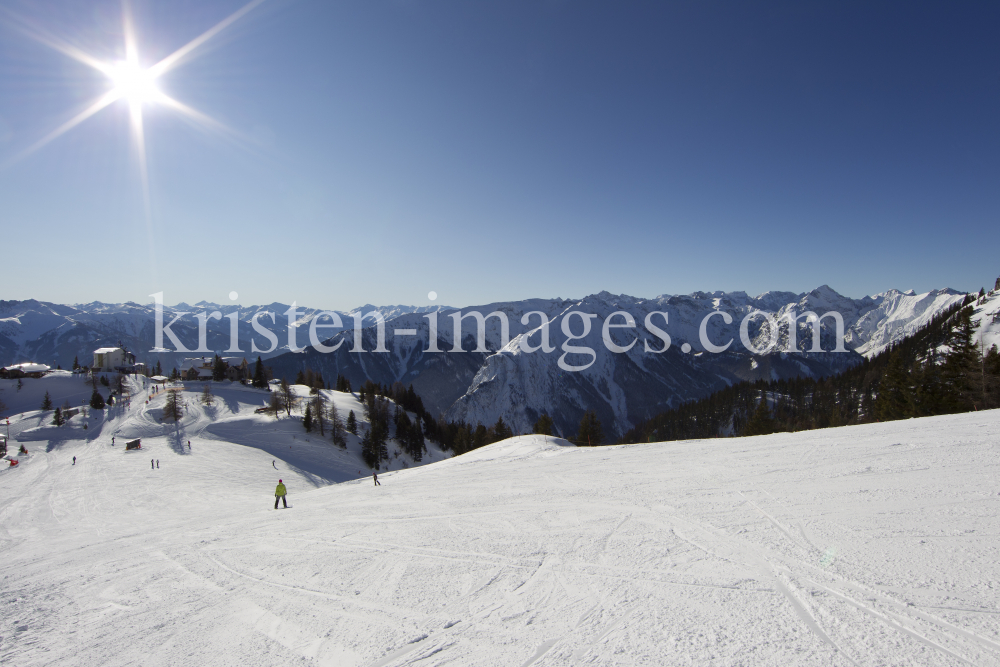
[430,434,576,468]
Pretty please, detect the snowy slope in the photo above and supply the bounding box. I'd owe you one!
[1,375,449,480]
[971,290,1000,354]
[2,393,999,665]
[849,289,967,357]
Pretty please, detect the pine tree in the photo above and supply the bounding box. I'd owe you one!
[52,407,64,426]
[41,391,53,411]
[533,413,554,436]
[361,428,378,468]
[303,403,313,432]
[346,410,357,434]
[473,424,489,449]
[941,305,980,412]
[312,396,326,435]
[406,415,424,462]
[335,374,353,393]
[212,355,227,382]
[909,345,944,417]
[156,360,162,376]
[72,356,80,371]
[576,410,604,446]
[875,351,911,421]
[252,357,267,389]
[295,370,306,385]
[89,389,105,410]
[492,416,513,441]
[373,417,390,464]
[742,397,775,436]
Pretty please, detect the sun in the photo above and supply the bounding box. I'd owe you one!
[3,0,267,171]
[110,60,161,106]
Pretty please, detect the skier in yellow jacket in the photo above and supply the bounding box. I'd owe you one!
[274,479,287,509]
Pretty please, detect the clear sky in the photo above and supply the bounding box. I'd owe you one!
[1,0,998,310]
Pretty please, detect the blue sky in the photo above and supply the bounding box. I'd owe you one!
[1,0,997,310]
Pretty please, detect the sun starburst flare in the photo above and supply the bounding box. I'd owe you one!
[0,0,266,278]
[3,0,265,169]
[2,0,264,171]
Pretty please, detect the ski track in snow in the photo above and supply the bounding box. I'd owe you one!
[1,378,999,665]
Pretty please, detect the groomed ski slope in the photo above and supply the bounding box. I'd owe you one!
[1,386,999,665]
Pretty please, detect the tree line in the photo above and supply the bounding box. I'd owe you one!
[620,296,1000,444]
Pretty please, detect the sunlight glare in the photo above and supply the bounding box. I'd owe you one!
[110,60,160,105]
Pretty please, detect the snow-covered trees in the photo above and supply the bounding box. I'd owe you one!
[41,391,53,411]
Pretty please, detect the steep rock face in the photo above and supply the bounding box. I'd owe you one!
[442,290,866,438]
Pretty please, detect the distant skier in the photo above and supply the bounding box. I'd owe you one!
[373,472,380,486]
[73,456,76,465]
[272,460,277,469]
[156,459,159,469]
[275,479,288,509]
[112,437,115,445]
[151,459,154,469]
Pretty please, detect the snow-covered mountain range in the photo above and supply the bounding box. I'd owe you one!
[264,286,968,439]
[0,300,450,372]
[0,285,969,438]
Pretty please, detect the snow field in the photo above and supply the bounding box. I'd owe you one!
[0,381,999,665]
